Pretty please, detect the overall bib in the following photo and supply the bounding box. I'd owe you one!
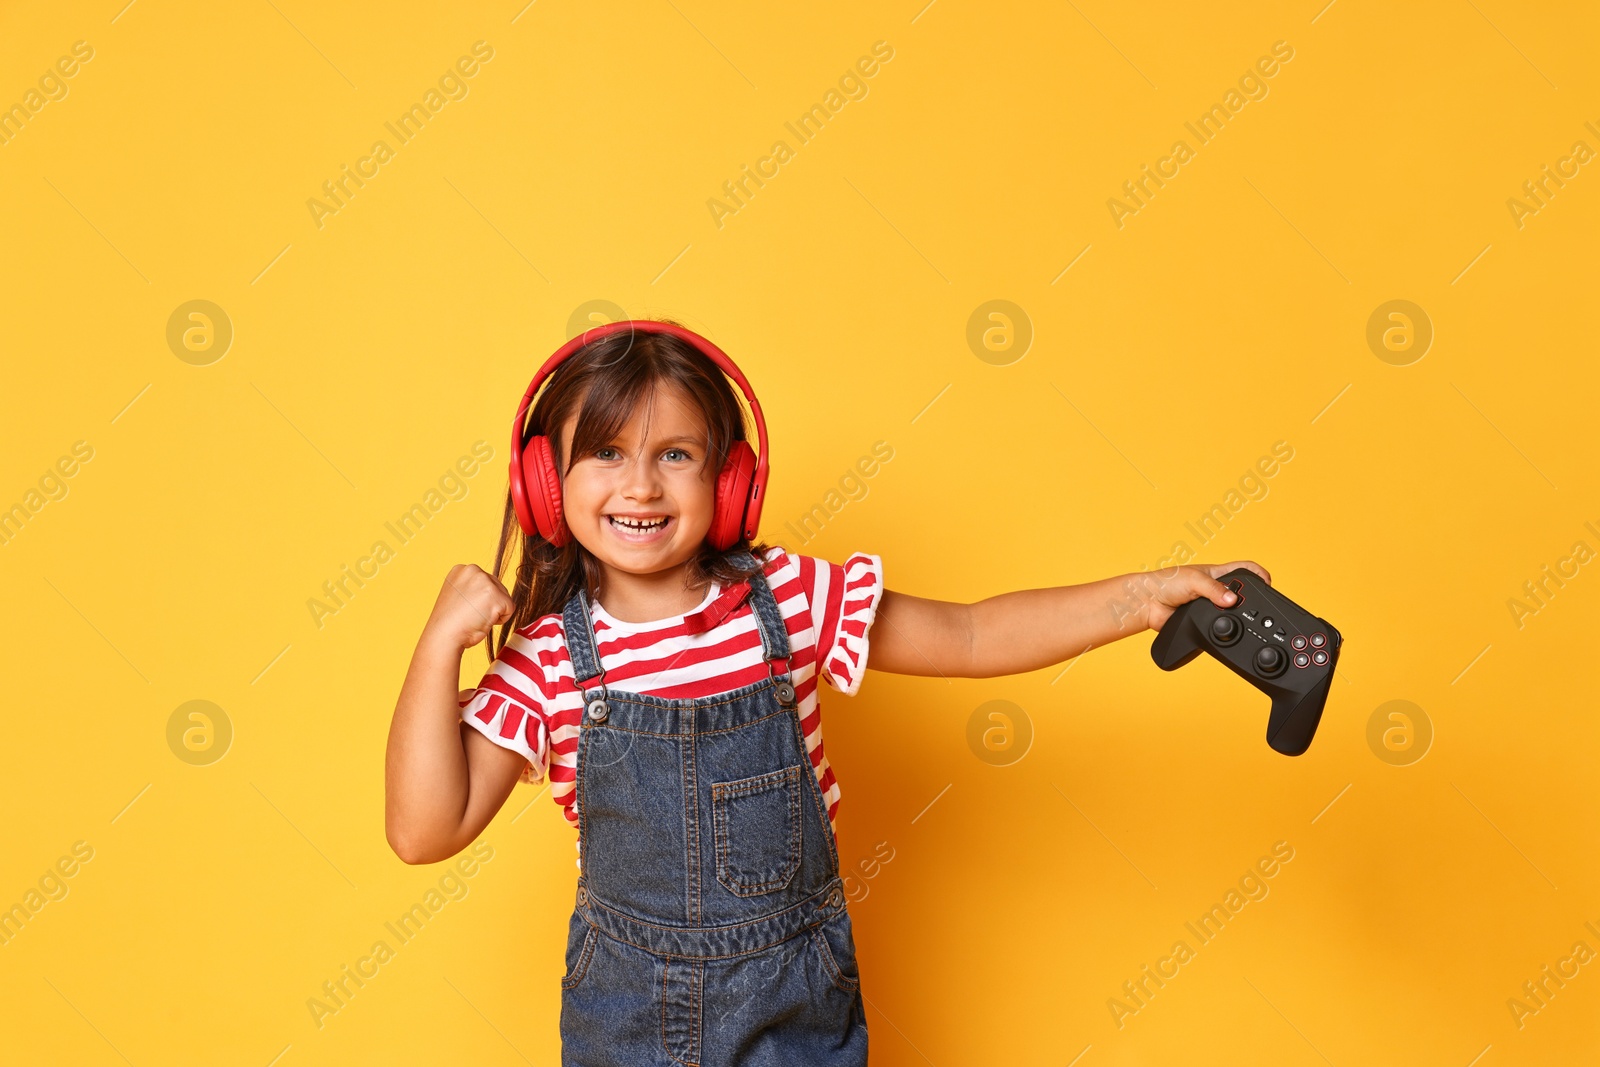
[558,551,869,1066]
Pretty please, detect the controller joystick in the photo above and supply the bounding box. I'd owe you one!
[1149,568,1342,756]
[1210,615,1241,645]
[1254,645,1286,678]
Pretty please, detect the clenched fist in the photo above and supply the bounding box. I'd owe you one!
[425,564,515,653]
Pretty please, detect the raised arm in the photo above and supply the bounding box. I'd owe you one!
[385,564,528,864]
[868,562,1271,679]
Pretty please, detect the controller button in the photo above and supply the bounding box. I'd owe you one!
[1210,615,1241,646]
[1312,649,1328,666]
[1293,652,1310,668]
[1311,633,1326,648]
[1291,635,1308,650]
[1262,616,1274,628]
[1254,645,1287,677]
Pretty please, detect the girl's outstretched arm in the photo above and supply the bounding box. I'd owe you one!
[385,564,527,864]
[869,561,1271,679]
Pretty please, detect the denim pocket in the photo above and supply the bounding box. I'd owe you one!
[561,911,599,991]
[811,908,861,993]
[711,765,803,897]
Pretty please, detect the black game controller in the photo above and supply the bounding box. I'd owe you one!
[1149,568,1341,756]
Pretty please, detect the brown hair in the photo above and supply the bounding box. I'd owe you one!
[487,318,777,664]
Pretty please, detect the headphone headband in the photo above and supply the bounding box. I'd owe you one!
[509,320,770,545]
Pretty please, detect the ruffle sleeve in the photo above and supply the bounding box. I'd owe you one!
[820,552,884,696]
[458,631,552,784]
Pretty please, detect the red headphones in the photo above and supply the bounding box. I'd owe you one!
[508,320,770,550]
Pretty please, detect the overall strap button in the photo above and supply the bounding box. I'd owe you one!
[767,657,796,707]
[587,698,608,722]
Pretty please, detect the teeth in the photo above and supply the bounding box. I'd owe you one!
[610,515,667,531]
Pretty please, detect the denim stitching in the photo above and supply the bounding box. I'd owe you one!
[661,956,701,1066]
[591,679,790,714]
[578,701,793,738]
[605,913,838,963]
[561,923,599,990]
[575,719,588,863]
[711,766,803,896]
[684,713,701,926]
[811,922,860,993]
[582,887,842,962]
[786,701,843,874]
[586,880,832,934]
[712,765,803,800]
[660,957,679,1065]
[691,957,703,1064]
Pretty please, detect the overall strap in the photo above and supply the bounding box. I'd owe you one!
[727,548,798,709]
[738,548,794,668]
[563,584,607,691]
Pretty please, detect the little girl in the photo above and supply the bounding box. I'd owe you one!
[384,319,1269,1065]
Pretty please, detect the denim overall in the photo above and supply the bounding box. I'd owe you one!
[558,550,869,1066]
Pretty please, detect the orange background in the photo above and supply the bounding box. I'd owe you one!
[2,1,1597,1063]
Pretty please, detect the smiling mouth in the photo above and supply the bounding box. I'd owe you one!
[607,515,671,535]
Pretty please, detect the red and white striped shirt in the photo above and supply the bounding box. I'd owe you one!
[459,547,883,865]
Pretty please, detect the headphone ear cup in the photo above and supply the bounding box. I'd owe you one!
[509,444,537,537]
[525,435,571,546]
[709,440,756,551]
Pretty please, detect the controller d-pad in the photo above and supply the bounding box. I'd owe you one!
[1254,645,1287,678]
[1210,615,1241,646]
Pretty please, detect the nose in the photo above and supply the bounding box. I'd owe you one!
[619,454,663,502]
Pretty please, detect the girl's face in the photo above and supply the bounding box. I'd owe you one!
[557,382,718,583]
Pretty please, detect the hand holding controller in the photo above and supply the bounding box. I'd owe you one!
[1149,568,1341,755]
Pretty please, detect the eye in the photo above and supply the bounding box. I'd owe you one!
[664,447,691,461]
[595,446,620,461]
